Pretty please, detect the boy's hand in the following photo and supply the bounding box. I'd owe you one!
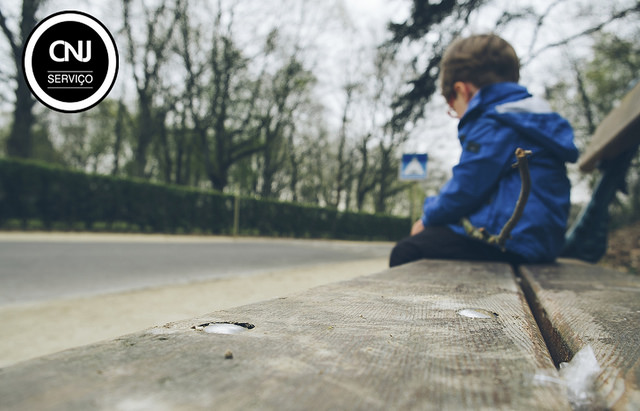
[411,219,425,236]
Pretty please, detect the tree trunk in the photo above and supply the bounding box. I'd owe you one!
[1,0,41,158]
[6,80,35,158]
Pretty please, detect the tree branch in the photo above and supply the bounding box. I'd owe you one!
[461,148,532,249]
[522,4,640,66]
[0,9,19,59]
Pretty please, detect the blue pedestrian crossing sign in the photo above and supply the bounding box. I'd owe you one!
[399,153,428,180]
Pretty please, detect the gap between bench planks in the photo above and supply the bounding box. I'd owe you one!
[519,261,640,410]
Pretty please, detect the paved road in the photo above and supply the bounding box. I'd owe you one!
[0,234,392,306]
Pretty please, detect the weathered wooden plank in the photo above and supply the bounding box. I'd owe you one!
[579,82,640,172]
[520,262,640,409]
[0,260,569,410]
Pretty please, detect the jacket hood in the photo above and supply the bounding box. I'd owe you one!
[464,82,579,163]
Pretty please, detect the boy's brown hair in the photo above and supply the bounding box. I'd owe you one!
[440,34,520,101]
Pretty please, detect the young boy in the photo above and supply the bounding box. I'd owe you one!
[389,33,578,267]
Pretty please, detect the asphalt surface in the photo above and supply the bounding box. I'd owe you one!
[0,234,393,306]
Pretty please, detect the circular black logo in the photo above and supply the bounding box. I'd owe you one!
[23,11,118,113]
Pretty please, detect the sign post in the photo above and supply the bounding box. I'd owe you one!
[399,154,428,181]
[399,154,428,224]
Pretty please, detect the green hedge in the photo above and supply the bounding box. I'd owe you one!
[0,158,410,241]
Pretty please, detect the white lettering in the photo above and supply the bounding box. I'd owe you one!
[49,40,66,62]
[48,40,92,62]
[47,73,94,86]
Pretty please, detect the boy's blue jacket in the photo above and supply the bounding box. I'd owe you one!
[421,82,578,262]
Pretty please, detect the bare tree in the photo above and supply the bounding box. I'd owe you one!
[122,0,182,178]
[329,82,357,209]
[0,0,44,158]
[112,99,130,176]
[257,56,315,199]
[196,3,264,191]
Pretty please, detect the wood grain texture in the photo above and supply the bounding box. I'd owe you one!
[579,82,640,172]
[520,262,640,409]
[0,260,569,410]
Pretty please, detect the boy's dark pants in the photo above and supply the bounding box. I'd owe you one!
[389,225,525,267]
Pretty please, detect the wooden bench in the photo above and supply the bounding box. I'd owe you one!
[0,261,571,410]
[519,263,640,409]
[562,81,640,262]
[0,260,637,410]
[1,85,639,410]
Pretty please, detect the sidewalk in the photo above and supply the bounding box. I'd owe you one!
[0,256,388,368]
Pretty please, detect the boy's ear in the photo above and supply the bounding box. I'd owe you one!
[452,82,465,93]
[453,81,477,102]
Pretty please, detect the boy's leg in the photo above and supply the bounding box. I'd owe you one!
[389,225,524,267]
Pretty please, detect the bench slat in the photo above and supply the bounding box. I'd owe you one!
[520,262,640,409]
[579,82,640,172]
[0,260,569,410]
